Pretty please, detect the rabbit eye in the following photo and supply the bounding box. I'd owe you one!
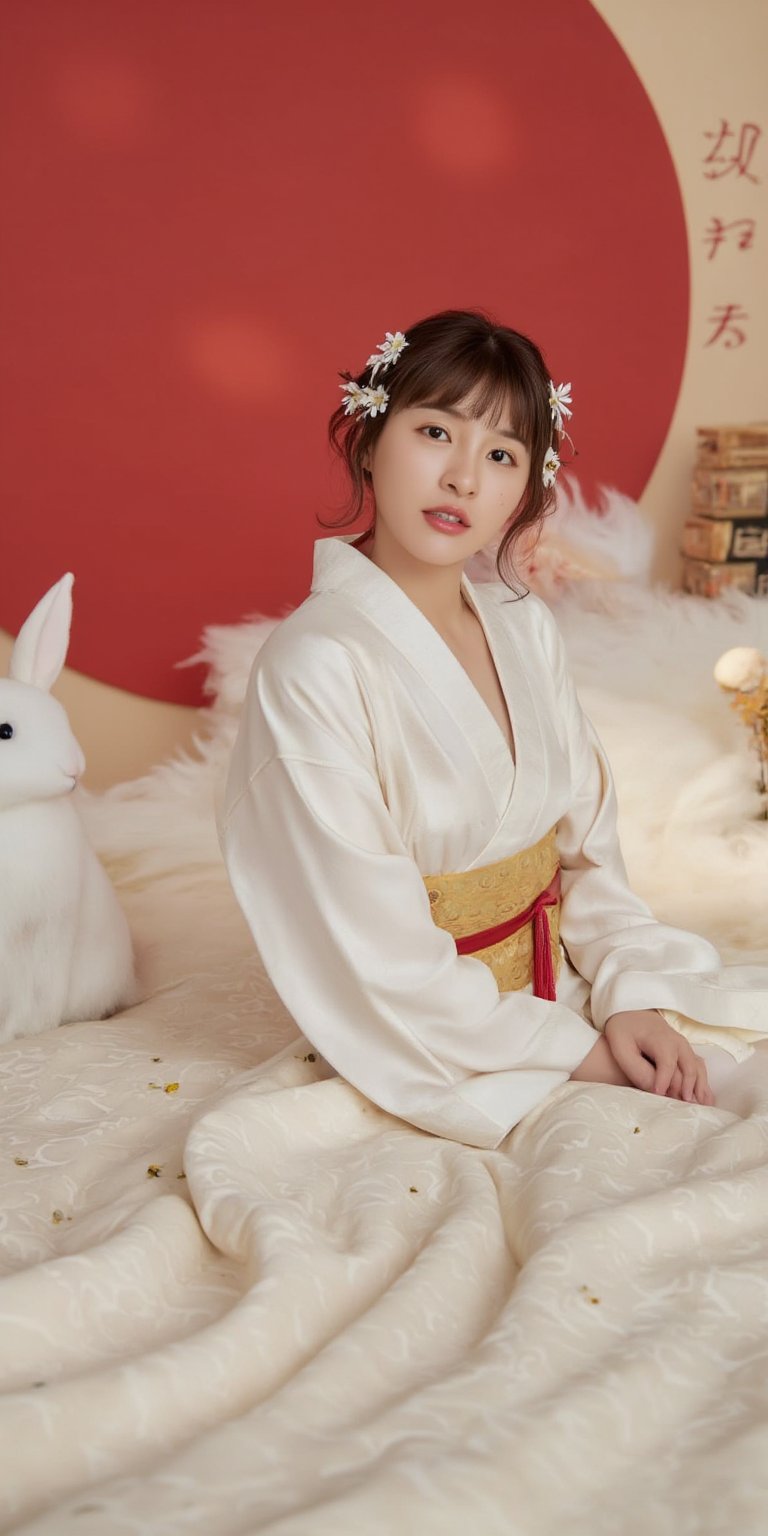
[0,723,14,740]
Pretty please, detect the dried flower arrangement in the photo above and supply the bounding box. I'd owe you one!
[714,646,768,817]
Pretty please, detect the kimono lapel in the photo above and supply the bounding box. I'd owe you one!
[310,535,547,838]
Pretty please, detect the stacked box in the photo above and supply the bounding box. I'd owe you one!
[695,423,768,469]
[680,425,768,598]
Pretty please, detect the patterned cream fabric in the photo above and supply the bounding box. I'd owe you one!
[1,883,767,1533]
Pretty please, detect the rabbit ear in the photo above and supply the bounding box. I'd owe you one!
[9,573,75,691]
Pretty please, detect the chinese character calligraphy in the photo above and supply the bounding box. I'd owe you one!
[703,120,762,182]
[703,217,756,261]
[705,304,749,349]
[701,121,762,348]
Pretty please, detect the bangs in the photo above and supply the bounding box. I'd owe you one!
[393,349,538,449]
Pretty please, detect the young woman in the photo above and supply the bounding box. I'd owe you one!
[218,309,768,1149]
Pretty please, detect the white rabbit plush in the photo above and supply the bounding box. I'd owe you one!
[0,573,139,1043]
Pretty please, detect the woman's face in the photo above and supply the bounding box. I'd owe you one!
[364,389,533,566]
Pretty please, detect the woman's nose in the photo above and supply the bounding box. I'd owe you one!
[441,455,477,496]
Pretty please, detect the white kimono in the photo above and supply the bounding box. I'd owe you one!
[218,534,768,1149]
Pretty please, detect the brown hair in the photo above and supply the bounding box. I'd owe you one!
[321,307,566,597]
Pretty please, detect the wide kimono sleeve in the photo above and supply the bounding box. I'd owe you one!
[217,628,600,1151]
[536,600,723,1029]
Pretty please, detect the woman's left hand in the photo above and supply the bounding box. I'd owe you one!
[604,1009,714,1105]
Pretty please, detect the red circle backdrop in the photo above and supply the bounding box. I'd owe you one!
[0,0,688,703]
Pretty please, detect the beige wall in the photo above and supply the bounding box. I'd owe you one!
[4,0,766,790]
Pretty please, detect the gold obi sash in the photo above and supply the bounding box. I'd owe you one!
[423,825,562,999]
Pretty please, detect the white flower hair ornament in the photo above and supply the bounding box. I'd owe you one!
[340,330,409,419]
[548,380,572,433]
[544,379,574,488]
[542,445,561,489]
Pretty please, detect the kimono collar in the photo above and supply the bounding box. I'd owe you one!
[308,534,550,846]
[309,533,482,621]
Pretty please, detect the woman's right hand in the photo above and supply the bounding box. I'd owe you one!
[604,1010,715,1106]
[569,1032,714,1104]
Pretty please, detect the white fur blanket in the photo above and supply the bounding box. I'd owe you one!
[1,567,767,1535]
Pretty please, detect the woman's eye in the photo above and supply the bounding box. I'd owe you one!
[419,425,515,466]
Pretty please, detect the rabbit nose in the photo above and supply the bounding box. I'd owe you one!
[61,745,86,780]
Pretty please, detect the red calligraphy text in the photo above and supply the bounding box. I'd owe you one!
[704,304,749,348]
[703,120,762,182]
[703,217,757,260]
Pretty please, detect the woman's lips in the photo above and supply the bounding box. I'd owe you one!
[422,510,468,535]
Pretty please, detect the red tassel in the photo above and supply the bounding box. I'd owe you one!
[532,903,556,1001]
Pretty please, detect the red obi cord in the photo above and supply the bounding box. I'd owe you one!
[453,866,562,1001]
